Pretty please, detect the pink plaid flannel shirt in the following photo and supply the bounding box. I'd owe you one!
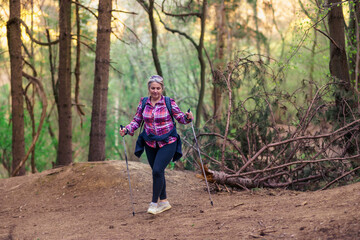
[126,96,191,148]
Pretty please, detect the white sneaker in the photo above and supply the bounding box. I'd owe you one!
[157,201,172,214]
[147,202,158,215]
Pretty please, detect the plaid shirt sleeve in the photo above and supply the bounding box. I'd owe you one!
[125,98,144,136]
[170,98,192,124]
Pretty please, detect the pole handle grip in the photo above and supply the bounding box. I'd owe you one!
[120,125,124,130]
[186,109,192,122]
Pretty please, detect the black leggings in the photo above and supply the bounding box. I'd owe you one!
[144,141,177,203]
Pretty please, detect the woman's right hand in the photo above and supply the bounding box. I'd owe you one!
[119,127,127,137]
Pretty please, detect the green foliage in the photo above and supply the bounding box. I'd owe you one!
[31,120,57,172]
[0,105,11,177]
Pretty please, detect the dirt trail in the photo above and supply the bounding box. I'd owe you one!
[0,161,359,240]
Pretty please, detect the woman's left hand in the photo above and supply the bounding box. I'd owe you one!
[186,111,194,121]
[119,127,127,136]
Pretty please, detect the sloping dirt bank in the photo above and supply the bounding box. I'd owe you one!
[0,161,359,240]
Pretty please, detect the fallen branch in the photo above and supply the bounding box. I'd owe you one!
[230,154,360,178]
[237,119,360,174]
[320,165,360,190]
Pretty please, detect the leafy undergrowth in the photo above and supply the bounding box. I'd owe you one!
[0,161,359,240]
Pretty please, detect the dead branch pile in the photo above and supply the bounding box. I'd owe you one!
[184,56,360,191]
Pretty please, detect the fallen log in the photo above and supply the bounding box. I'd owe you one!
[196,165,260,189]
[198,165,324,190]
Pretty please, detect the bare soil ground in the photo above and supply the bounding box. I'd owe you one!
[0,161,359,240]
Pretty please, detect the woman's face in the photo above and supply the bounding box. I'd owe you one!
[149,82,163,100]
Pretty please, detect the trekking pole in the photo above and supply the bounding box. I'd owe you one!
[120,125,135,216]
[187,109,214,206]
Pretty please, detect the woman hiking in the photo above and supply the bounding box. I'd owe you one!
[119,75,193,215]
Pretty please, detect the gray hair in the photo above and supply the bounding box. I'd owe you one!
[147,75,164,89]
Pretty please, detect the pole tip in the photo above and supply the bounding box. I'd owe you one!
[132,212,135,216]
[211,201,214,206]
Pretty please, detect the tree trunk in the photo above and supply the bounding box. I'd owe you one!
[7,0,25,176]
[57,0,73,166]
[212,0,226,120]
[46,29,58,111]
[195,0,207,128]
[74,0,85,121]
[348,1,360,88]
[327,0,350,88]
[308,28,318,102]
[148,0,163,77]
[88,0,112,162]
[252,0,261,56]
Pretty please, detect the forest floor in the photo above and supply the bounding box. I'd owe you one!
[0,161,359,240]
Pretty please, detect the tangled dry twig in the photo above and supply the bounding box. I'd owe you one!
[185,56,360,190]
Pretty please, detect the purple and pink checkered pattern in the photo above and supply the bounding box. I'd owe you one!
[126,96,191,148]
